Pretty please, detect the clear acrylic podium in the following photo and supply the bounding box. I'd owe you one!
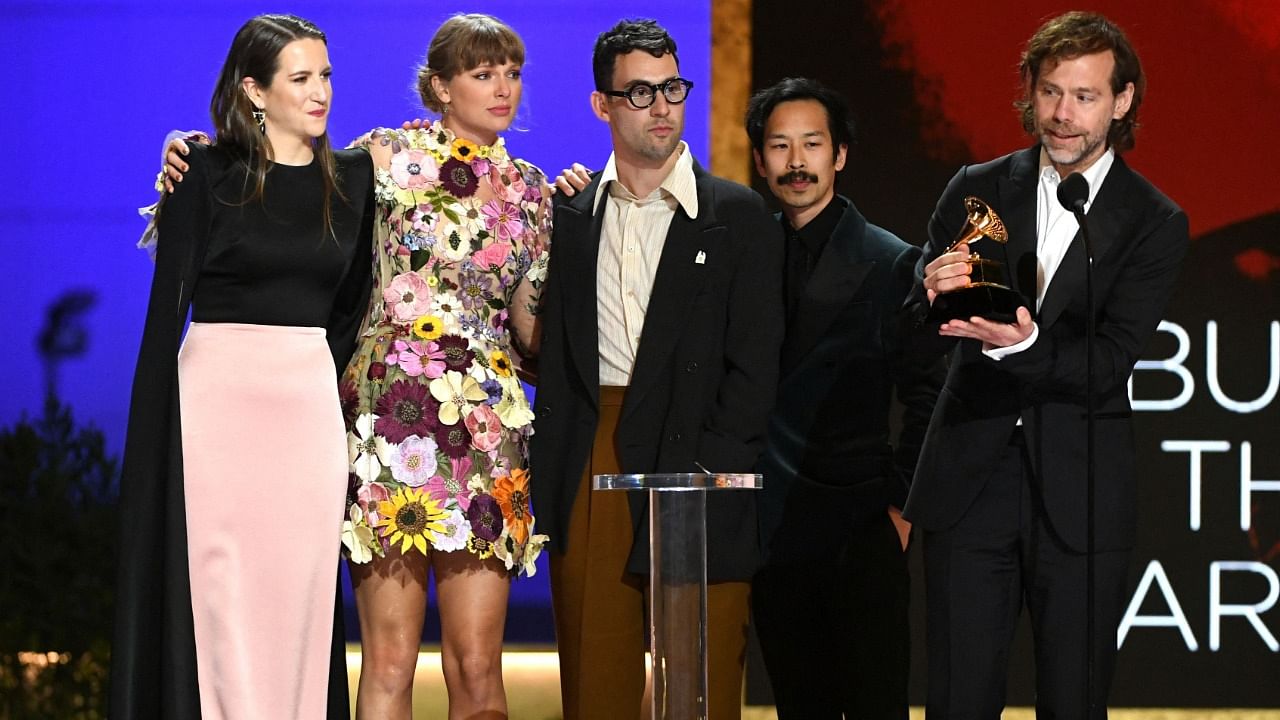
[593,472,763,720]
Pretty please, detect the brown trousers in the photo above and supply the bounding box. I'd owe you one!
[549,386,751,720]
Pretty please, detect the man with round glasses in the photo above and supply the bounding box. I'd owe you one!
[530,16,783,720]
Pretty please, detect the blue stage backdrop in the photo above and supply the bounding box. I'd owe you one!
[0,1,710,628]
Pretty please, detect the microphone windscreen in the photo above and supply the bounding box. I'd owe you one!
[1057,172,1089,213]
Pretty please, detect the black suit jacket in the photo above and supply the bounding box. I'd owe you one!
[758,197,944,558]
[529,161,784,582]
[903,146,1189,552]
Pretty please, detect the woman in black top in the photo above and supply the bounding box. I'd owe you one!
[110,15,372,719]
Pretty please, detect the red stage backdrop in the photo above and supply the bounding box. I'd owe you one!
[751,0,1279,708]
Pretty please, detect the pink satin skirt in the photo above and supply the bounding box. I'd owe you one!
[178,322,346,719]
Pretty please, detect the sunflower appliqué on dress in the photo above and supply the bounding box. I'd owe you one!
[339,122,550,577]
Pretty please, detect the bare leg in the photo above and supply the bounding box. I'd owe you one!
[434,550,511,720]
[350,551,430,720]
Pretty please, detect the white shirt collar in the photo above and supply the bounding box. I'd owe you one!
[592,141,699,219]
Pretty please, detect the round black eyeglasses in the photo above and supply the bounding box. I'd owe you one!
[603,78,694,109]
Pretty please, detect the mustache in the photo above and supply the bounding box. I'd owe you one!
[777,171,819,185]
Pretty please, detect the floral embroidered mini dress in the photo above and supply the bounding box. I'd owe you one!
[339,122,550,576]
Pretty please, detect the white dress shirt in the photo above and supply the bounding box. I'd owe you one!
[593,143,699,386]
[985,147,1115,360]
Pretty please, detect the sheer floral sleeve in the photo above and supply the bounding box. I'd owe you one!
[516,160,552,316]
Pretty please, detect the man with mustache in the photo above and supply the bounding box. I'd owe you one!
[905,12,1188,717]
[744,77,944,719]
[529,18,783,720]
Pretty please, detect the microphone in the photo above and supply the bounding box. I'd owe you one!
[1057,172,1089,213]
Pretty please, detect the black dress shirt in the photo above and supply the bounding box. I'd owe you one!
[783,195,847,318]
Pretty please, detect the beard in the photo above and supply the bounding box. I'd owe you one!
[634,123,683,162]
[1039,122,1108,171]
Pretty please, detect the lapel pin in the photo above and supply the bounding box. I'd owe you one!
[695,250,706,265]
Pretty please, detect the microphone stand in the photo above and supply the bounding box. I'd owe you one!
[1058,170,1096,716]
[1071,200,1096,717]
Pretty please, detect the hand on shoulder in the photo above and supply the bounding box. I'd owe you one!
[551,163,592,197]
[351,128,403,169]
[161,130,211,193]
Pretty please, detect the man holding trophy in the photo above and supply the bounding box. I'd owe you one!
[903,11,1189,718]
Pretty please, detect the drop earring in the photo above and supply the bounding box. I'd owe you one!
[252,108,265,134]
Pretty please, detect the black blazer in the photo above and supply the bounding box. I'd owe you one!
[903,146,1189,552]
[757,197,944,558]
[528,161,784,582]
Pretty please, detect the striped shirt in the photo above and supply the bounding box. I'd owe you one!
[592,143,699,386]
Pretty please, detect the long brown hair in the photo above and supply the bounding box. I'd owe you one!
[209,14,343,235]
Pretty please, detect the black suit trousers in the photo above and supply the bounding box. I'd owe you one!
[922,435,1131,720]
[753,506,909,720]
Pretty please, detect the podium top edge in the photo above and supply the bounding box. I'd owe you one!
[591,473,763,490]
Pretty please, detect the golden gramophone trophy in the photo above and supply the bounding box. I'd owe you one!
[926,196,1026,324]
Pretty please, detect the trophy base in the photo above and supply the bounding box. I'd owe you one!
[926,284,1026,324]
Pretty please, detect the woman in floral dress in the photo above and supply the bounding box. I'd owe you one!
[338,13,550,719]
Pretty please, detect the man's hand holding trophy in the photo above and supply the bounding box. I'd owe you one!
[925,196,1026,324]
